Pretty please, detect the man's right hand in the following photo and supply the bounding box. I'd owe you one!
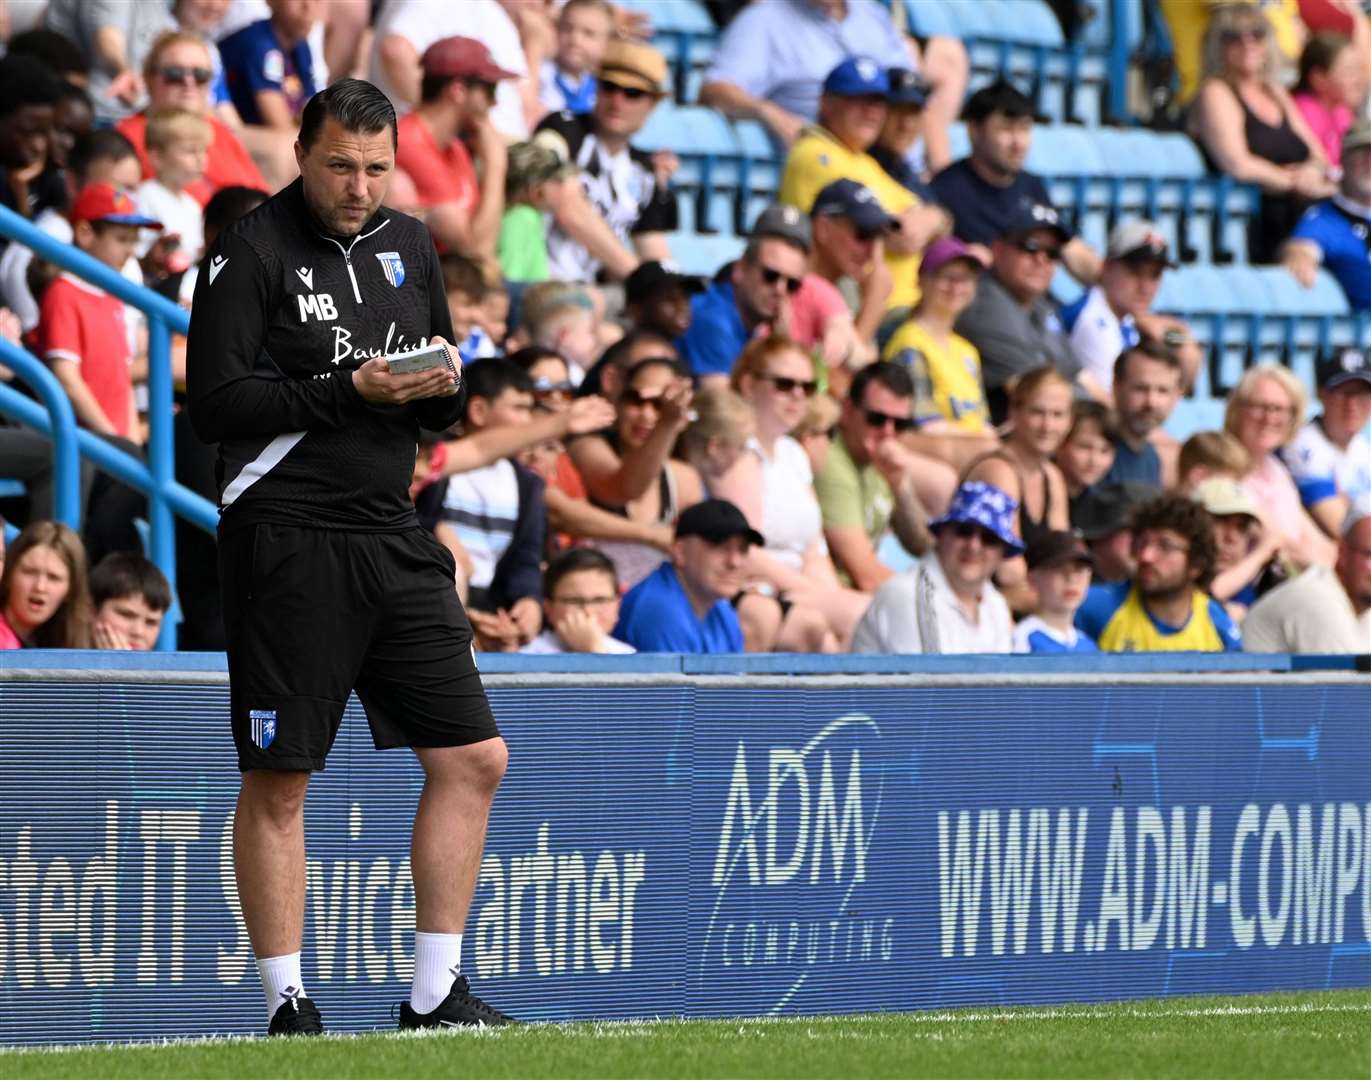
[353,337,461,403]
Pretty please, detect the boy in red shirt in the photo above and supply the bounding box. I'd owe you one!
[40,183,161,443]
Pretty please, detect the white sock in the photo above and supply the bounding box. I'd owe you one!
[257,952,306,1024]
[411,931,462,1014]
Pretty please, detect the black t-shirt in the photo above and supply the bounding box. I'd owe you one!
[928,158,1053,246]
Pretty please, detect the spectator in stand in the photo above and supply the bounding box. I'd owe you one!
[569,356,704,589]
[1292,31,1364,167]
[1176,429,1252,493]
[117,31,271,205]
[814,362,936,592]
[613,498,753,654]
[538,0,613,116]
[956,203,1078,423]
[440,253,496,360]
[5,27,92,90]
[0,520,92,649]
[1191,477,1286,623]
[1285,118,1371,309]
[850,480,1016,654]
[577,326,681,403]
[1056,401,1119,519]
[1225,363,1338,568]
[929,79,1101,285]
[218,0,320,131]
[0,54,66,254]
[882,236,998,471]
[1073,482,1154,583]
[1076,493,1242,652]
[793,390,842,477]
[431,359,545,652]
[393,37,513,266]
[1013,530,1099,654]
[526,293,598,384]
[1101,342,1185,490]
[1188,3,1335,265]
[536,39,678,282]
[521,548,635,655]
[712,335,873,646]
[1160,0,1308,105]
[169,0,232,104]
[1242,494,1371,651]
[623,261,700,341]
[964,367,1074,614]
[44,0,175,124]
[677,207,811,389]
[699,0,967,172]
[778,58,948,313]
[1061,221,1201,401]
[135,109,213,278]
[49,82,95,176]
[498,136,575,283]
[1282,345,1371,533]
[870,68,934,198]
[89,551,171,651]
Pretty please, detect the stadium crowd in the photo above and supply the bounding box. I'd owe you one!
[0,0,1368,657]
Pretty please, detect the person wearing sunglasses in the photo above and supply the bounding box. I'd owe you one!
[535,39,678,283]
[955,201,1079,425]
[218,0,322,130]
[1161,0,1304,105]
[851,480,1017,655]
[677,206,812,390]
[1187,2,1334,264]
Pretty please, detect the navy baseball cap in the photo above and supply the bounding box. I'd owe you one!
[1316,346,1371,390]
[811,178,899,235]
[822,56,889,98]
[676,499,765,548]
[887,68,929,108]
[1001,200,1072,243]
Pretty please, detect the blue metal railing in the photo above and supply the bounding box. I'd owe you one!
[0,204,219,648]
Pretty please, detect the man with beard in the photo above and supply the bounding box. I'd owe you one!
[1283,121,1371,309]
[1101,341,1184,490]
[1076,493,1241,652]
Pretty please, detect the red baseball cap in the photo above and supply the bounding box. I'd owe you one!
[420,36,519,82]
[70,183,163,229]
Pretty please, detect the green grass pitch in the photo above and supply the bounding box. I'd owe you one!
[3,990,1368,1079]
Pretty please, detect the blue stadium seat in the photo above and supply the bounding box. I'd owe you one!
[666,232,745,277]
[1165,397,1227,442]
[902,0,959,39]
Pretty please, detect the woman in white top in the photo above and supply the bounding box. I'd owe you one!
[711,336,872,645]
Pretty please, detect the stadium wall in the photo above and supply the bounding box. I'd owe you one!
[0,654,1368,1044]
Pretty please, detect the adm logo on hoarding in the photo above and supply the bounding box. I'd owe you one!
[701,714,894,999]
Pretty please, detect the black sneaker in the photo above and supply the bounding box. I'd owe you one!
[398,972,516,1029]
[268,991,324,1036]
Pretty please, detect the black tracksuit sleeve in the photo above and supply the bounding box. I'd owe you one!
[411,240,465,433]
[186,231,367,445]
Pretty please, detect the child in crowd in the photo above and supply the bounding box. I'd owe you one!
[0,521,92,649]
[441,253,496,359]
[527,293,597,385]
[1056,400,1119,522]
[136,108,213,276]
[1013,530,1099,653]
[1191,477,1285,622]
[477,281,511,358]
[538,0,614,115]
[499,137,575,283]
[90,551,172,651]
[792,391,840,476]
[521,547,635,654]
[1175,430,1251,494]
[40,183,161,444]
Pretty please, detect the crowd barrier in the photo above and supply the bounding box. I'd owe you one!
[0,652,1367,1045]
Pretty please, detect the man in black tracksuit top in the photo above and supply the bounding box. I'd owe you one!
[186,80,511,1037]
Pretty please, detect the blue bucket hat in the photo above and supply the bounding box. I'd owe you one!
[930,481,1024,556]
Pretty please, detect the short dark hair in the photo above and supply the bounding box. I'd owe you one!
[1131,493,1218,590]
[6,29,89,80]
[298,78,397,152]
[848,360,914,404]
[70,128,138,185]
[463,358,534,420]
[204,185,268,234]
[624,355,687,387]
[439,252,488,299]
[507,345,567,372]
[1114,338,1183,388]
[963,78,1034,123]
[0,54,65,118]
[1066,399,1120,445]
[599,328,676,371]
[90,553,172,613]
[544,547,619,597]
[57,80,92,111]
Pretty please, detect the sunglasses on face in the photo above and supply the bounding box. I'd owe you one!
[621,388,663,408]
[1221,26,1267,44]
[599,79,651,101]
[759,266,804,294]
[949,521,1004,548]
[158,65,213,86]
[862,407,915,433]
[532,377,574,395]
[1016,238,1063,260]
[462,78,498,98]
[759,373,818,397]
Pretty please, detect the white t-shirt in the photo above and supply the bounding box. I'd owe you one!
[850,555,1013,655]
[135,179,205,263]
[1283,418,1371,508]
[520,629,636,654]
[370,0,529,138]
[1061,285,1138,395]
[753,434,826,572]
[441,459,520,591]
[1241,564,1371,653]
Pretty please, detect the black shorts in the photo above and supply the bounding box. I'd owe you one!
[219,523,498,771]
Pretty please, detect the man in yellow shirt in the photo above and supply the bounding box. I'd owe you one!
[779,57,948,310]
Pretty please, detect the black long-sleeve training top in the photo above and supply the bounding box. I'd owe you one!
[186,178,463,533]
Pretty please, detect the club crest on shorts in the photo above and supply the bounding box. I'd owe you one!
[250,709,277,749]
[375,251,405,287]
